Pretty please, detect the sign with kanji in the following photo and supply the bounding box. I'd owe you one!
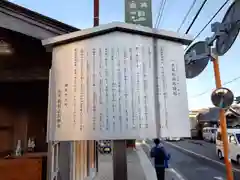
[49,32,158,140]
[43,22,192,141]
[125,0,152,28]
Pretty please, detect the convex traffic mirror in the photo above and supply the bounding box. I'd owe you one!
[211,87,234,109]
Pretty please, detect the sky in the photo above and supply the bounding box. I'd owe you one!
[9,0,240,110]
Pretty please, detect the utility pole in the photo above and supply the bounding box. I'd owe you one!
[89,0,100,177]
[94,0,99,26]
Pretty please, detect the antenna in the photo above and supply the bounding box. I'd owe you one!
[215,0,240,56]
[184,41,210,79]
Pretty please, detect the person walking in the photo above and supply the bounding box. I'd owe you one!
[150,138,170,180]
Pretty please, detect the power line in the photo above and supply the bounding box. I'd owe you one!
[191,0,230,42]
[155,0,167,29]
[154,0,164,28]
[177,0,197,32]
[185,0,230,50]
[185,0,208,34]
[191,75,240,98]
[157,0,167,28]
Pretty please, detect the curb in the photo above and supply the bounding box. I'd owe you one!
[164,141,240,179]
[136,144,158,180]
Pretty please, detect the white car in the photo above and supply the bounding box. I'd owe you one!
[166,137,181,141]
[203,127,217,143]
[216,128,240,164]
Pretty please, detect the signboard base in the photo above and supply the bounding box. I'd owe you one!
[113,140,127,180]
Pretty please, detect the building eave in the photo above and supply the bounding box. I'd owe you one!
[0,1,79,39]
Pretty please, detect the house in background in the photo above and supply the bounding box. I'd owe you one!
[190,103,240,139]
[198,107,220,128]
[0,1,78,180]
[225,104,240,128]
[189,108,208,129]
[235,96,240,104]
[189,108,209,139]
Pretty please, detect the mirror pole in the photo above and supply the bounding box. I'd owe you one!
[212,55,234,180]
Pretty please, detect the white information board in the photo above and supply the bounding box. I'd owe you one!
[50,32,158,141]
[156,40,190,138]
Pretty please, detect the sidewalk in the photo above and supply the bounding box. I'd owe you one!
[94,149,146,180]
[95,146,183,180]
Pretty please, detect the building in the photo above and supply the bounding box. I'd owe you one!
[189,108,208,129]
[0,1,78,179]
[189,107,220,138]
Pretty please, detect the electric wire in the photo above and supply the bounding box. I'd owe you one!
[191,75,240,98]
[177,0,197,32]
[191,0,230,42]
[185,0,208,34]
[154,0,164,28]
[155,0,167,29]
[186,0,230,50]
[156,0,166,28]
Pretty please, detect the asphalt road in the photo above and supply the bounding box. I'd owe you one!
[168,139,240,170]
[164,139,240,179]
[142,140,240,180]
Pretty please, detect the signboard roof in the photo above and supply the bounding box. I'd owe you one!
[42,22,193,48]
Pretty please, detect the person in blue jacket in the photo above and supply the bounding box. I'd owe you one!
[150,138,170,180]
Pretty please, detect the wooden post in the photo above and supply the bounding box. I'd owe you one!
[113,140,127,180]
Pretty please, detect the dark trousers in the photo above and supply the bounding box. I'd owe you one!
[155,167,165,180]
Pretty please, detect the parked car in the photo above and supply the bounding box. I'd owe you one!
[98,140,112,154]
[202,127,217,143]
[216,128,240,164]
[166,137,181,141]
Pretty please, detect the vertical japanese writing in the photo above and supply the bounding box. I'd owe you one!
[87,52,89,113]
[64,84,68,107]
[92,48,96,131]
[129,48,136,129]
[80,48,84,130]
[142,46,148,128]
[148,47,152,68]
[147,46,153,129]
[99,48,104,131]
[117,48,122,132]
[73,48,77,125]
[104,48,109,130]
[160,47,168,128]
[171,61,178,96]
[148,46,153,128]
[136,46,141,128]
[124,48,129,130]
[176,63,181,96]
[111,48,116,131]
[56,89,62,128]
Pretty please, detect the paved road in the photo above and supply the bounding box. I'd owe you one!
[164,139,240,179]
[142,140,240,180]
[169,139,240,170]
